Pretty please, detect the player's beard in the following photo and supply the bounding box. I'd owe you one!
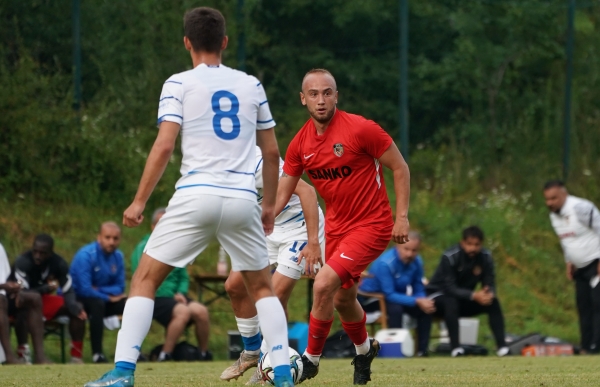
[310,106,335,124]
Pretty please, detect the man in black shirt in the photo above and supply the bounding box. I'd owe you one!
[427,226,508,357]
[13,234,87,363]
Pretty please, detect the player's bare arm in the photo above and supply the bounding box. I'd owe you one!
[378,142,410,244]
[256,127,280,236]
[123,121,180,228]
[293,179,322,277]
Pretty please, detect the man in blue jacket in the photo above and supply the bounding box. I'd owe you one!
[358,232,435,356]
[71,222,127,363]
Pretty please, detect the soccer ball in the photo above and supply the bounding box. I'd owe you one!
[259,347,303,385]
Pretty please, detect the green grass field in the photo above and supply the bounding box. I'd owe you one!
[2,357,599,387]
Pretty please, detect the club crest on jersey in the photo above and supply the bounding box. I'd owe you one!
[333,143,344,157]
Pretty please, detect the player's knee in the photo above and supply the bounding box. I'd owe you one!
[312,277,337,301]
[224,274,246,300]
[333,294,355,312]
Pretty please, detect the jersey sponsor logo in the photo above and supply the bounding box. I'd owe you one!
[333,143,344,157]
[307,166,352,180]
[304,153,315,160]
[340,252,354,261]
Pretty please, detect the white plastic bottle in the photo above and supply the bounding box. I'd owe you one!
[217,246,229,276]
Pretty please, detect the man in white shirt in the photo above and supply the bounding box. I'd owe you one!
[544,180,600,353]
[85,7,293,387]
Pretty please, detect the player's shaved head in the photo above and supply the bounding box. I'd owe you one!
[184,7,226,53]
[300,69,338,125]
[301,69,337,93]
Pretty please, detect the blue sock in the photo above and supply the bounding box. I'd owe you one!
[115,361,136,373]
[242,332,262,352]
[273,364,292,381]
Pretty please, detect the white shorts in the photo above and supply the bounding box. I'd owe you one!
[268,211,325,280]
[144,193,268,272]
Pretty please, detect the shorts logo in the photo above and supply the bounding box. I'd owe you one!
[272,345,283,351]
[290,256,299,263]
[340,252,354,261]
[333,143,344,157]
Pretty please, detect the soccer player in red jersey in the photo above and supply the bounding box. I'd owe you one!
[277,69,410,385]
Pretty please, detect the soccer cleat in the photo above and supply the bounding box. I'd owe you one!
[351,338,380,385]
[220,351,260,381]
[158,353,173,362]
[273,376,294,387]
[298,355,319,383]
[84,369,134,387]
[245,369,265,386]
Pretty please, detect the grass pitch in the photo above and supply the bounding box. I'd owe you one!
[2,356,599,387]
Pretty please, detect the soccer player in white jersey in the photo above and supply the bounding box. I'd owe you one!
[220,147,325,384]
[85,7,294,387]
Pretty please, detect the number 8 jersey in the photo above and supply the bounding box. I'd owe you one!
[157,63,276,201]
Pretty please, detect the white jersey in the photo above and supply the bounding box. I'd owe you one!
[550,195,600,268]
[254,146,307,231]
[158,64,275,201]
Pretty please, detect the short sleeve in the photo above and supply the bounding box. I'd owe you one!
[157,75,184,127]
[355,119,393,159]
[283,135,304,177]
[256,82,276,130]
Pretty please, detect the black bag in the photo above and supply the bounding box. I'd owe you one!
[150,341,201,361]
[322,330,355,359]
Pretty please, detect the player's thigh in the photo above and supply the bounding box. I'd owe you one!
[327,225,391,289]
[217,198,269,272]
[145,194,220,268]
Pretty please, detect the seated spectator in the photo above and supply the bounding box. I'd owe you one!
[131,208,212,361]
[0,240,49,364]
[426,226,509,357]
[70,222,126,363]
[358,231,434,356]
[13,234,86,363]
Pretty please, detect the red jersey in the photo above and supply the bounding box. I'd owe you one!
[283,110,394,237]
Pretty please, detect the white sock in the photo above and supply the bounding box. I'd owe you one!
[260,339,268,355]
[355,337,371,355]
[303,352,321,366]
[115,297,154,364]
[158,351,167,361]
[255,297,289,369]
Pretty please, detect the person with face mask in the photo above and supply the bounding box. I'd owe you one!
[70,222,126,363]
[544,180,600,354]
[358,231,434,356]
[426,226,508,357]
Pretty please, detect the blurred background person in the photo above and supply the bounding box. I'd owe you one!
[426,226,508,357]
[544,180,600,354]
[13,234,86,363]
[71,222,126,363]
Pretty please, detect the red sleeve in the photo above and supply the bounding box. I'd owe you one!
[283,134,304,176]
[355,119,393,159]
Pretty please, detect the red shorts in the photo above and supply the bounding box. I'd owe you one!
[42,294,65,321]
[325,223,393,289]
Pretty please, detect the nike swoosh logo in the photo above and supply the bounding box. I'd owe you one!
[340,253,354,261]
[304,153,315,159]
